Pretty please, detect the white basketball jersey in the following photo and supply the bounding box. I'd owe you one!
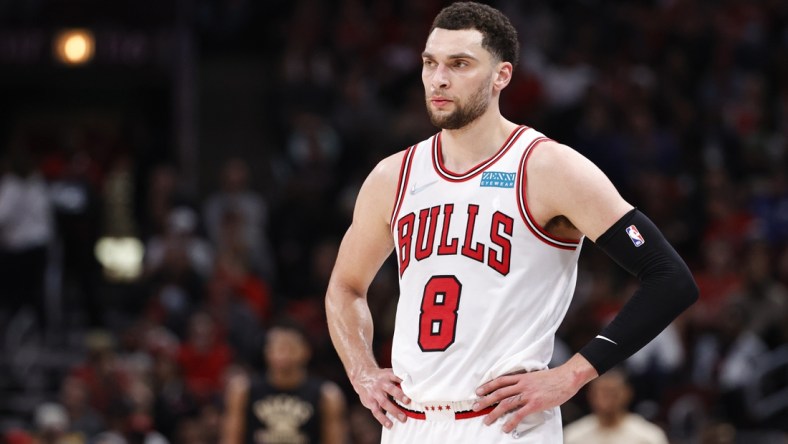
[389,125,583,402]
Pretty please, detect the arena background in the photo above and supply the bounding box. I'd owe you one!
[1,0,787,443]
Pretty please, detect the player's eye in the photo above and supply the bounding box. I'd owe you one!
[423,59,436,68]
[454,60,469,68]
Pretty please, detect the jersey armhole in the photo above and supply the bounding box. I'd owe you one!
[389,144,417,232]
[516,138,582,250]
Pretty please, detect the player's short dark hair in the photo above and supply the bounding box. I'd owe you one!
[267,317,311,348]
[431,1,520,68]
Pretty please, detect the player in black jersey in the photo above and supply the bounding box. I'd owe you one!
[221,320,348,444]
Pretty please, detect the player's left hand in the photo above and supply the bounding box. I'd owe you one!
[471,354,598,433]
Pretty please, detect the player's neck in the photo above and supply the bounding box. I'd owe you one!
[267,367,307,389]
[439,110,518,173]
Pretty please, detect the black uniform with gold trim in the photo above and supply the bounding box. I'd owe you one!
[243,375,322,444]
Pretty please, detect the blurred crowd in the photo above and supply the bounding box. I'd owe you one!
[1,0,787,443]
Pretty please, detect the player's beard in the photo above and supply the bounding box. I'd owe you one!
[426,78,492,130]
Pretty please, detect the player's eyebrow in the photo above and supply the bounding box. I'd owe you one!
[421,51,478,61]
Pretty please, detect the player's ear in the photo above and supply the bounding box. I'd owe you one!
[493,61,513,92]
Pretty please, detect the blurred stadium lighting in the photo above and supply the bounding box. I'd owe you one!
[95,236,145,281]
[53,28,95,65]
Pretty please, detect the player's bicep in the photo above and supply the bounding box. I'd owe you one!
[532,143,633,242]
[331,221,394,293]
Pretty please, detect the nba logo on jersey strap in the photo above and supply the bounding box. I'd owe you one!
[625,225,645,247]
[480,171,516,188]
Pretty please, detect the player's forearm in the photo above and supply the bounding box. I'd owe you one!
[326,282,380,383]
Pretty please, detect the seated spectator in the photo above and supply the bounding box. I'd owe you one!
[144,207,210,336]
[145,206,213,279]
[564,369,669,444]
[176,312,233,403]
[69,331,132,414]
[31,402,84,444]
[58,375,105,440]
[203,158,274,279]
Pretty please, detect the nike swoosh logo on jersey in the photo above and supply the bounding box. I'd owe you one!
[410,180,439,195]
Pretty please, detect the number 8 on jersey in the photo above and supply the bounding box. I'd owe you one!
[418,275,462,352]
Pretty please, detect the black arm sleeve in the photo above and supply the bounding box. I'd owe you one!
[578,208,699,375]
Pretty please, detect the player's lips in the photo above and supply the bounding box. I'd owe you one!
[430,97,453,106]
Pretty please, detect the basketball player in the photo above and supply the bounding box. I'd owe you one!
[325,2,698,443]
[221,320,348,444]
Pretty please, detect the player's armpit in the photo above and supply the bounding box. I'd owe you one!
[579,209,699,374]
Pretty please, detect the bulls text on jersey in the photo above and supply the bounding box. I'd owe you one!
[396,203,514,277]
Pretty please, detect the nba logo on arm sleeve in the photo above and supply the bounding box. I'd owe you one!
[625,225,645,247]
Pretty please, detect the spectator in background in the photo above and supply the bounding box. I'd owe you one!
[203,157,274,280]
[691,297,768,425]
[148,328,195,441]
[143,207,211,337]
[58,375,104,440]
[204,274,267,366]
[68,331,132,416]
[31,402,83,444]
[145,206,213,279]
[221,319,348,444]
[0,147,54,331]
[564,369,668,444]
[92,404,170,444]
[690,238,743,329]
[210,206,273,324]
[45,144,104,328]
[141,165,184,241]
[176,312,233,403]
[732,241,788,347]
[2,428,35,444]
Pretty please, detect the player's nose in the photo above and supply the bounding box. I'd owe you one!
[430,63,450,90]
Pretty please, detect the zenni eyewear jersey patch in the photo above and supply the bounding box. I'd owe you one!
[480,171,516,188]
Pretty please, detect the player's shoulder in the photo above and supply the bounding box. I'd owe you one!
[353,148,413,223]
[372,149,409,179]
[363,147,413,192]
[525,138,605,189]
[526,138,584,173]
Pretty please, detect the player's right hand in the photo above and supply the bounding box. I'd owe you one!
[351,367,411,429]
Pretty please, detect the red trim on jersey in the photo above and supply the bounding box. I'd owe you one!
[517,137,582,250]
[394,404,426,420]
[393,402,494,420]
[454,407,495,419]
[432,125,529,182]
[389,145,418,232]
